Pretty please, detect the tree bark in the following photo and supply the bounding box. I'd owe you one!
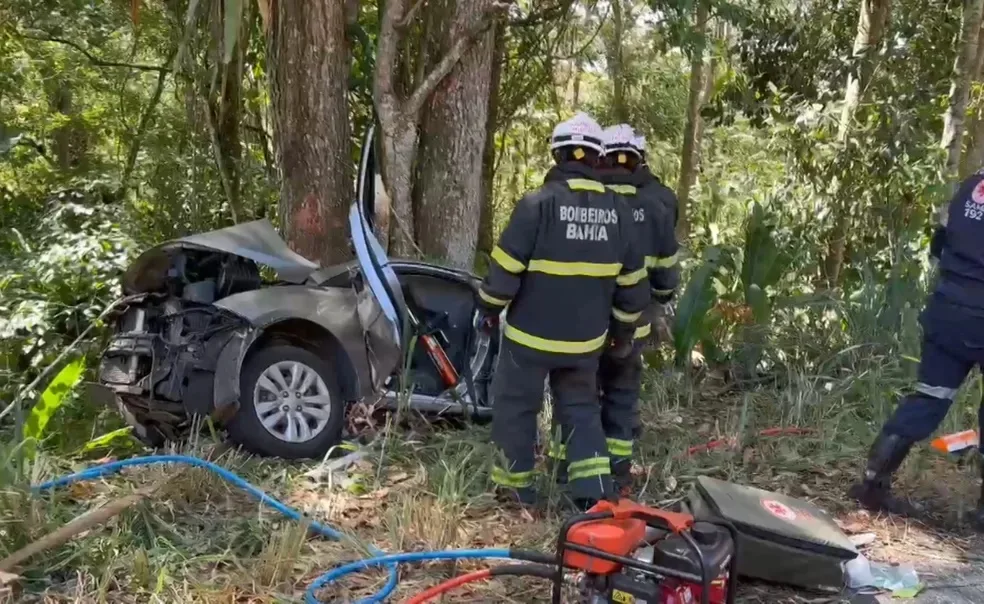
[478,20,506,260]
[942,0,984,194]
[676,0,710,241]
[267,0,353,265]
[414,0,497,269]
[373,0,503,259]
[823,0,892,288]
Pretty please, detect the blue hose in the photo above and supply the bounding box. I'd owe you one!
[32,455,512,604]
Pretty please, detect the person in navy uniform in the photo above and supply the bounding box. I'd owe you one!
[849,171,984,523]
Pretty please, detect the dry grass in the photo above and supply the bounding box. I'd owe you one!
[2,363,984,603]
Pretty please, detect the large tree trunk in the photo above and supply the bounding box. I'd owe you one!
[824,0,891,287]
[478,21,506,260]
[676,0,710,241]
[373,0,503,259]
[414,0,497,269]
[267,0,353,264]
[942,0,984,196]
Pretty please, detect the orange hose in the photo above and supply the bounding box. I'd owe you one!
[405,569,493,604]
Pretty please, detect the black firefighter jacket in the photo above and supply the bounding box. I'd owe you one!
[601,166,680,340]
[632,166,680,304]
[478,161,650,361]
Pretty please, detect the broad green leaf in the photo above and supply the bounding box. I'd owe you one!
[673,246,724,367]
[24,358,86,447]
[223,0,244,64]
[80,427,134,453]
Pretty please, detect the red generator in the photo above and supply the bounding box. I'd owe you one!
[553,499,738,604]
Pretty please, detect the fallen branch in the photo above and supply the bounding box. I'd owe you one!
[0,476,170,573]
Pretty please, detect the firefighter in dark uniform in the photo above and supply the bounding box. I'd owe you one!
[549,126,680,494]
[478,112,649,510]
[597,125,679,494]
[849,171,984,524]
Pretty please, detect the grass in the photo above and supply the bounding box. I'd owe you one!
[3,336,984,603]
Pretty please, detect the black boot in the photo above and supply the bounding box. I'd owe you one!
[847,433,921,516]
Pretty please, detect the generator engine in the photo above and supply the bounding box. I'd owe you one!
[556,500,737,604]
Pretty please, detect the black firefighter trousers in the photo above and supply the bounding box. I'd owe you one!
[549,345,642,484]
[490,338,614,503]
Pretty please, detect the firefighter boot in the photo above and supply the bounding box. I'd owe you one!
[612,459,634,498]
[847,433,921,516]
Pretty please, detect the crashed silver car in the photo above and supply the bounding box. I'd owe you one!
[92,125,498,459]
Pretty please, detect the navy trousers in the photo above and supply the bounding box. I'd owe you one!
[882,295,984,442]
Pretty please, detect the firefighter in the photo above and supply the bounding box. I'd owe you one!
[478,112,649,510]
[594,125,680,494]
[848,171,984,524]
[633,134,680,230]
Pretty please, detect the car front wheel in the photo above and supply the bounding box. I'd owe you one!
[225,344,345,459]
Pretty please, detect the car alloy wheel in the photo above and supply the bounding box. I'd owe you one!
[252,360,332,443]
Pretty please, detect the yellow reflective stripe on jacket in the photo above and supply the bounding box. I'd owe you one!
[606,438,633,457]
[528,259,622,277]
[634,323,652,339]
[607,184,637,195]
[652,288,675,297]
[479,289,509,307]
[567,457,611,481]
[612,307,642,323]
[491,466,534,488]
[504,323,607,354]
[646,253,679,268]
[491,246,525,274]
[567,178,606,193]
[617,267,647,286]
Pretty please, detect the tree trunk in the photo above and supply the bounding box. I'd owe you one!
[414,0,497,269]
[824,0,892,288]
[380,120,422,257]
[206,0,249,223]
[478,21,506,260]
[268,0,353,265]
[608,0,628,123]
[676,0,710,241]
[837,0,892,141]
[942,0,984,193]
[960,23,984,178]
[373,0,503,259]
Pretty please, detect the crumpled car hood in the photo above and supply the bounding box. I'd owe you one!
[123,219,321,293]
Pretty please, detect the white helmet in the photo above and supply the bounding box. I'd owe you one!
[602,124,639,157]
[550,112,604,154]
[632,134,647,155]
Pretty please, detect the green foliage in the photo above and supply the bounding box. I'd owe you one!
[23,357,86,455]
[673,246,724,367]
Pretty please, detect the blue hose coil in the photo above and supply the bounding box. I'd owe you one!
[33,455,509,604]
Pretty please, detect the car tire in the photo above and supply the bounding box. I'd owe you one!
[226,344,345,459]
